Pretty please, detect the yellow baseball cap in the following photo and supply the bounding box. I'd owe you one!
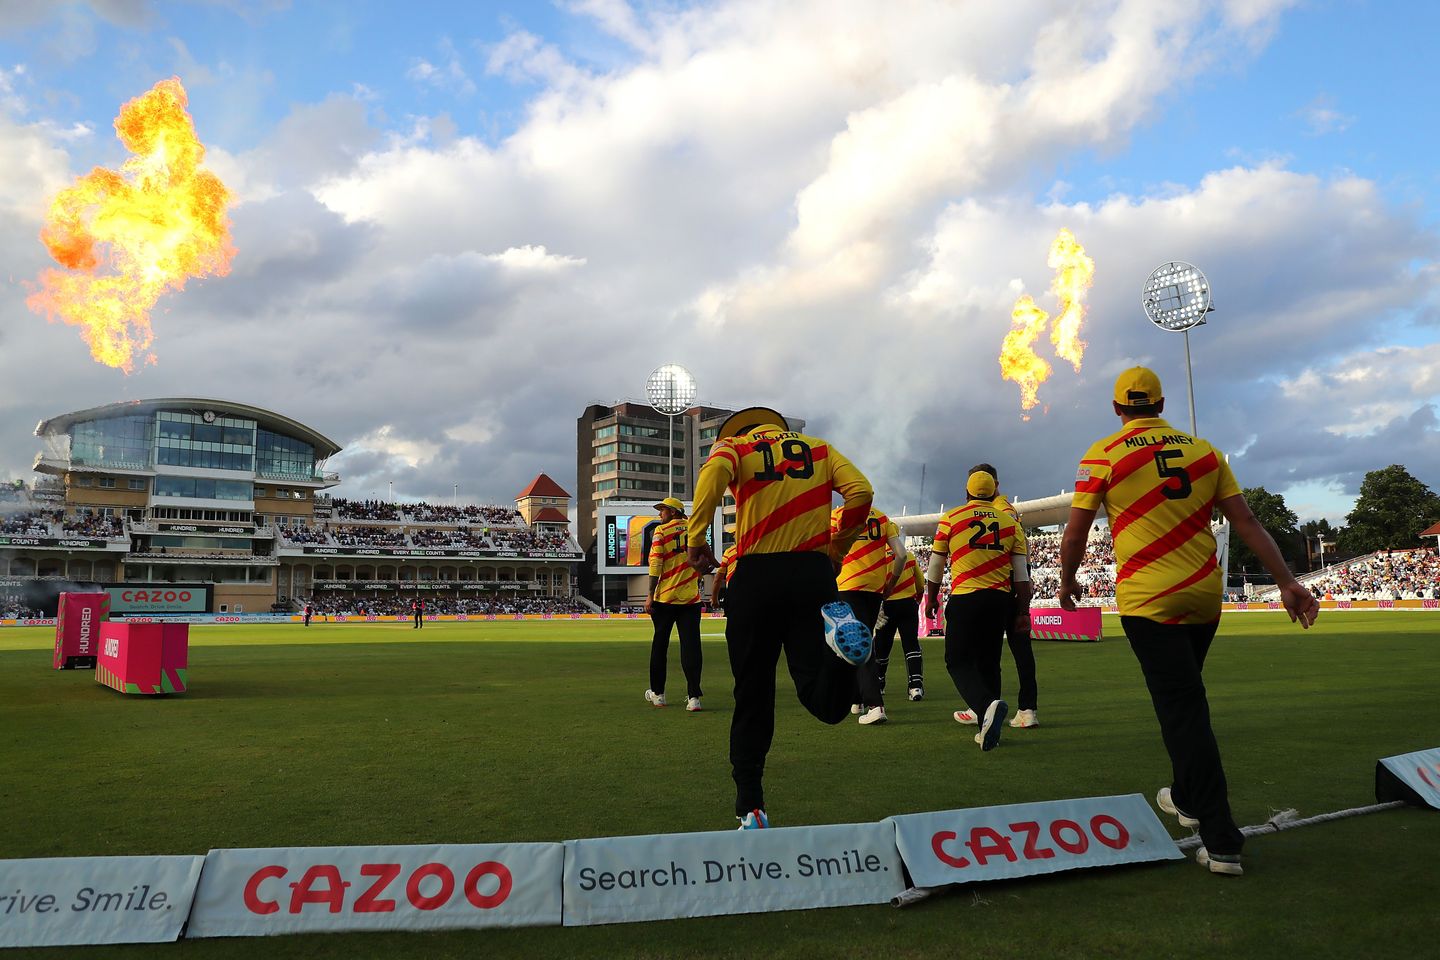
[1114,366,1163,406]
[966,470,997,500]
[653,497,685,514]
[716,406,788,439]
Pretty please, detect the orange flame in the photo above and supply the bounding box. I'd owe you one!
[999,294,1052,415]
[26,77,235,373]
[1047,227,1093,372]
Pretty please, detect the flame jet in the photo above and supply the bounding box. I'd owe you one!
[27,77,235,373]
[999,294,1053,418]
[1047,227,1094,371]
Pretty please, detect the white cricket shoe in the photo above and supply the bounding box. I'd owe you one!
[907,686,924,702]
[858,706,888,725]
[979,699,1008,751]
[1009,709,1039,728]
[686,697,703,712]
[644,689,667,707]
[850,703,863,715]
[953,708,979,725]
[1196,846,1243,876]
[1156,787,1200,828]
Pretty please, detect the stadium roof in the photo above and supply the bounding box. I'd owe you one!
[517,473,570,500]
[34,398,342,458]
[531,507,569,524]
[1421,520,1440,538]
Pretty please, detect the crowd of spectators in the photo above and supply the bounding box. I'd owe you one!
[1304,548,1440,600]
[329,498,524,527]
[332,499,401,522]
[277,518,575,553]
[411,528,490,549]
[1,600,43,619]
[63,511,124,538]
[278,522,330,545]
[304,594,592,616]
[332,526,407,547]
[0,509,63,536]
[490,530,573,551]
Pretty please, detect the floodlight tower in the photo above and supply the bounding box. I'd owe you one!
[645,363,696,499]
[1141,261,1212,436]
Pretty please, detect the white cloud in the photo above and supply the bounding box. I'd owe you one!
[1298,94,1353,135]
[407,38,477,96]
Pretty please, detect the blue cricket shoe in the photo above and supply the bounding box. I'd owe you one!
[822,600,873,665]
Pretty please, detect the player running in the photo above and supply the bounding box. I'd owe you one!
[687,406,875,829]
[1059,367,1318,876]
[644,497,704,712]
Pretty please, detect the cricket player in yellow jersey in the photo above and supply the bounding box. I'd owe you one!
[644,497,704,712]
[687,406,875,829]
[873,548,926,702]
[832,505,905,725]
[1059,367,1318,876]
[924,469,1031,752]
[951,464,1040,729]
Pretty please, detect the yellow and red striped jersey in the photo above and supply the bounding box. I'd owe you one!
[932,499,1027,594]
[886,550,921,600]
[832,506,899,593]
[713,543,738,584]
[688,427,873,561]
[648,518,701,604]
[1072,417,1239,624]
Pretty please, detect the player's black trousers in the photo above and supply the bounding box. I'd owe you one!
[648,602,703,699]
[839,590,885,708]
[1121,616,1244,856]
[725,552,858,817]
[944,589,1011,715]
[874,597,923,694]
[1006,594,1037,711]
[413,610,423,629]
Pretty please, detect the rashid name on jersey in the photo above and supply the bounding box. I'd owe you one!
[1072,417,1240,624]
[688,427,873,560]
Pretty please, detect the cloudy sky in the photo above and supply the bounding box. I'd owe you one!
[1,0,1436,524]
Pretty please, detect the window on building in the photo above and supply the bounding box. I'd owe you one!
[594,461,617,475]
[153,476,254,501]
[127,478,146,490]
[595,479,618,492]
[98,477,116,488]
[594,425,617,439]
[594,442,617,456]
[71,415,154,470]
[74,476,92,487]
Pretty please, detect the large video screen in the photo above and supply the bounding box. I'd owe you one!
[595,501,721,576]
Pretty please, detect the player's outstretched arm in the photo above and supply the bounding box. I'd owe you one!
[1217,494,1319,629]
[1058,506,1097,611]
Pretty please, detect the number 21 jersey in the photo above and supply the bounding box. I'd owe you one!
[1072,416,1240,624]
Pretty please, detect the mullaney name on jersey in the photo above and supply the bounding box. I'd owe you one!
[1122,434,1195,448]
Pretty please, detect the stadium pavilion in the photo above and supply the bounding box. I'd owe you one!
[5,399,581,615]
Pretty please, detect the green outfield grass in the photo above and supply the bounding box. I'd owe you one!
[2,612,1438,959]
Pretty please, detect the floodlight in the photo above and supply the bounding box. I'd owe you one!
[645,364,696,416]
[644,363,696,498]
[1142,261,1211,332]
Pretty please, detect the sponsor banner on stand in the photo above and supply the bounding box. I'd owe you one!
[0,855,204,949]
[562,822,905,927]
[186,842,564,937]
[1376,747,1440,810]
[888,794,1181,889]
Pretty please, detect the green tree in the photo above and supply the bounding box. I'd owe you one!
[1228,486,1301,574]
[1337,465,1440,554]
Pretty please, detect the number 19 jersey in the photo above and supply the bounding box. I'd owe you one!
[1072,416,1240,624]
[688,427,873,559]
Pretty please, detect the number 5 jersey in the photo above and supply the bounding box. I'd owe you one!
[1072,416,1240,624]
